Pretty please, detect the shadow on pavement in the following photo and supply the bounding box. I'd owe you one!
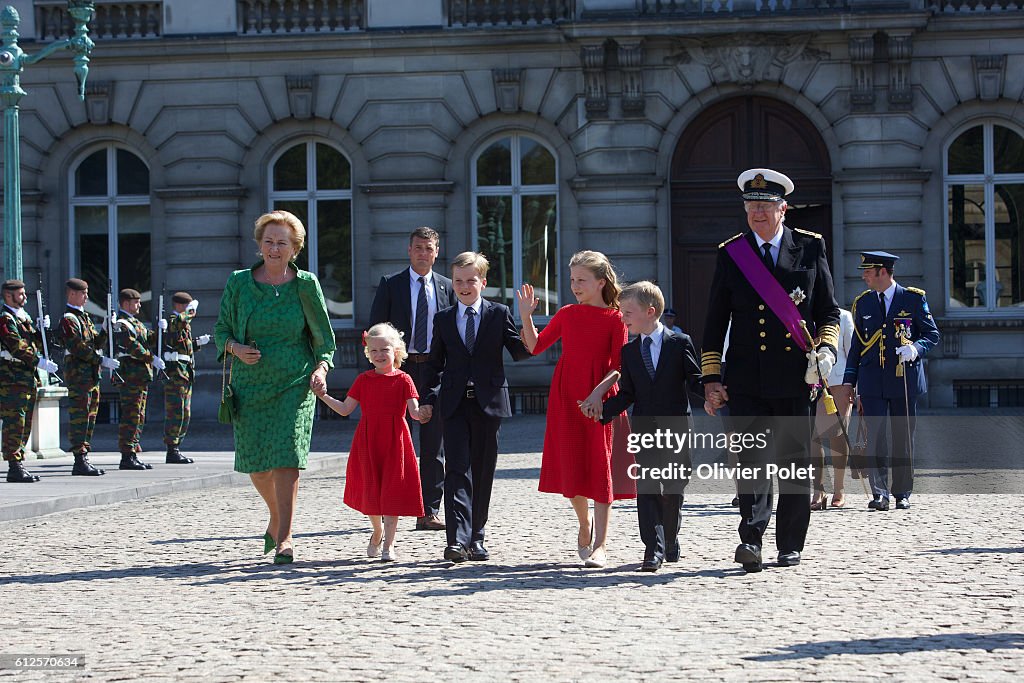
[925,546,1024,555]
[747,632,1024,661]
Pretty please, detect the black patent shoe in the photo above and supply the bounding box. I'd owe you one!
[734,543,763,573]
[6,461,41,483]
[72,452,105,476]
[165,446,194,464]
[119,453,148,470]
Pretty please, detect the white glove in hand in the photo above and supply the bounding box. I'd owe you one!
[42,314,51,329]
[37,358,58,374]
[186,299,199,314]
[897,344,919,362]
[100,356,120,370]
[163,351,180,362]
[196,334,211,346]
[152,356,166,371]
[158,318,168,331]
[804,349,835,385]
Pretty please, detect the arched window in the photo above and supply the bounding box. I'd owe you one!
[269,140,353,322]
[70,146,151,317]
[946,122,1024,311]
[472,134,559,314]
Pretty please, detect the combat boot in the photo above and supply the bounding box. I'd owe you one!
[165,445,194,465]
[119,451,151,470]
[6,460,41,483]
[72,451,105,476]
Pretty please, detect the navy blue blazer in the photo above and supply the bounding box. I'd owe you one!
[368,268,456,347]
[843,284,940,399]
[423,299,531,419]
[602,328,703,422]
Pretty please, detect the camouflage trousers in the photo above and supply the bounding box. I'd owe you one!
[1,384,37,462]
[67,381,101,455]
[163,379,193,446]
[118,384,149,453]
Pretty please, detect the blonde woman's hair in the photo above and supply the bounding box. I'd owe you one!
[620,280,665,318]
[569,250,621,309]
[363,322,408,368]
[451,251,489,279]
[254,210,306,259]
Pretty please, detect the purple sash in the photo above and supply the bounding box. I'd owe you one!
[725,237,811,353]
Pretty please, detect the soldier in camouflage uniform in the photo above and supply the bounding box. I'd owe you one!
[114,288,166,470]
[162,291,211,464]
[1,279,59,483]
[58,278,121,476]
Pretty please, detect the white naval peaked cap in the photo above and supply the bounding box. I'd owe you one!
[737,168,795,201]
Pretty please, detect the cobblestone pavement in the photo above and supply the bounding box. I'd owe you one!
[3,420,1023,681]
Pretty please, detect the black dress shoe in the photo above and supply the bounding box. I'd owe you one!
[734,543,762,573]
[443,544,468,563]
[666,547,681,563]
[165,446,194,464]
[895,498,911,510]
[72,452,105,476]
[731,496,740,507]
[867,497,890,511]
[6,461,40,483]
[119,453,148,470]
[777,551,801,567]
[640,556,663,572]
[468,541,489,561]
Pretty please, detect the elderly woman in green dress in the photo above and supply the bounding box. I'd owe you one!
[215,210,336,564]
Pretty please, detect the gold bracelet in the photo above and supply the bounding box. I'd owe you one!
[227,340,235,355]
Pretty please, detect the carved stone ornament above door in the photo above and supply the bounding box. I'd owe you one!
[665,34,830,88]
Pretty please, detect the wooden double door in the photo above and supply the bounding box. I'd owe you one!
[670,96,833,346]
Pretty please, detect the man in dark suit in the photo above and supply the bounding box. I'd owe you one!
[702,168,841,573]
[585,281,704,572]
[421,252,531,563]
[369,226,457,531]
[841,251,940,511]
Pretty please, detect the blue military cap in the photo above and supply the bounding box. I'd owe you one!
[858,251,900,270]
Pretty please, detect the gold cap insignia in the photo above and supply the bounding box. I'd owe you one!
[751,174,768,189]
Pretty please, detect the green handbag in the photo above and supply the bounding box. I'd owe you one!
[218,352,237,425]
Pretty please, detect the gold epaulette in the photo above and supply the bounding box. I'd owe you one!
[817,322,840,349]
[793,227,823,239]
[906,286,926,296]
[701,350,722,377]
[718,233,743,249]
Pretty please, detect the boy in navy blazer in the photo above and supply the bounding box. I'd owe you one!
[422,252,531,563]
[582,281,703,572]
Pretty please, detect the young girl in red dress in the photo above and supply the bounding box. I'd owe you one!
[516,250,633,569]
[314,323,426,562]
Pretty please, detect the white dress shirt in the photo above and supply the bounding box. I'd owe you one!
[878,280,898,317]
[753,226,784,268]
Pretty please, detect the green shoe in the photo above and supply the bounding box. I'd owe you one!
[263,532,275,555]
[273,551,294,565]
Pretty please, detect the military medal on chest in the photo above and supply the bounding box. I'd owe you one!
[789,287,806,306]
[895,316,913,377]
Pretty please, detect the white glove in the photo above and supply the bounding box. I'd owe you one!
[152,356,166,371]
[42,314,51,329]
[163,351,180,362]
[37,358,59,374]
[100,356,120,370]
[186,299,199,314]
[196,334,211,346]
[102,317,122,332]
[158,318,168,331]
[897,344,919,362]
[804,348,835,385]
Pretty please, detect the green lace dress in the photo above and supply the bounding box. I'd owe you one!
[214,264,336,473]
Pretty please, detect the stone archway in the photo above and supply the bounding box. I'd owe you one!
[670,95,832,344]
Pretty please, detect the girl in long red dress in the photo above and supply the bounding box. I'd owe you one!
[314,323,427,562]
[516,251,633,568]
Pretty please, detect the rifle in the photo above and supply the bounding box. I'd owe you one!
[156,283,169,381]
[106,279,123,383]
[36,274,62,384]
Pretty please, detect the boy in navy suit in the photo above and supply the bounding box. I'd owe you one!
[581,281,703,572]
[422,252,531,563]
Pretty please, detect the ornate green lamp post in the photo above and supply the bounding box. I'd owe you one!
[1,1,94,280]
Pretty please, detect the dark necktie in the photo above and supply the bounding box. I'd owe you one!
[465,307,476,354]
[878,291,887,317]
[641,335,656,379]
[414,276,428,352]
[761,242,774,272]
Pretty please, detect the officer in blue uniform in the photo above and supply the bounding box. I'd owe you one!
[842,252,940,510]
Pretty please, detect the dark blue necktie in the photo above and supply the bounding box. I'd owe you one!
[761,242,774,272]
[414,276,428,352]
[465,307,476,354]
[641,335,656,379]
[878,291,886,317]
